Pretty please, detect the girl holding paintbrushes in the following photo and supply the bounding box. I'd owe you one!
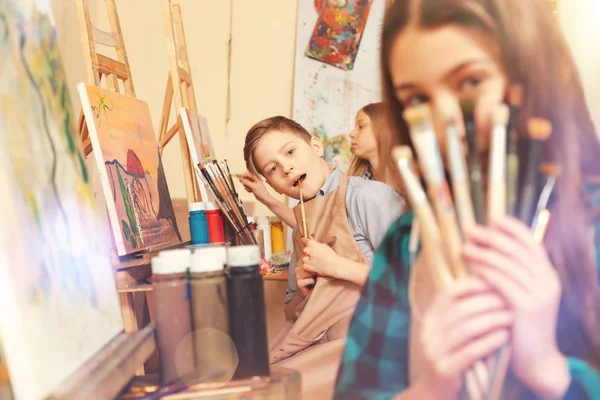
[335,0,600,399]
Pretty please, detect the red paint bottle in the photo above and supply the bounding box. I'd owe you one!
[206,202,225,243]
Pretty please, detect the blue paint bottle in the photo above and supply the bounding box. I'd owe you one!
[189,202,209,245]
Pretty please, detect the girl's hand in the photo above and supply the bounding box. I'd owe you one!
[463,216,570,399]
[300,237,341,279]
[236,172,273,204]
[418,275,511,399]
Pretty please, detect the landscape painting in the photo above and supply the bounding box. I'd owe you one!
[79,84,181,255]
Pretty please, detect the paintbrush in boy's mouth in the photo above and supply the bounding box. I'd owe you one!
[294,174,308,238]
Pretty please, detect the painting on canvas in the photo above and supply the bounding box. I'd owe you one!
[305,0,374,71]
[180,108,215,165]
[0,1,123,398]
[79,85,181,255]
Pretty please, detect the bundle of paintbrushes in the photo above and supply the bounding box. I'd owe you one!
[392,86,559,400]
[196,159,257,245]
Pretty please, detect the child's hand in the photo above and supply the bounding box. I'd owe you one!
[236,171,272,204]
[418,275,511,399]
[300,237,341,279]
[463,216,570,399]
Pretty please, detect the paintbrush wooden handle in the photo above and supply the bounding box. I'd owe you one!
[518,184,536,224]
[453,181,476,235]
[487,183,506,226]
[506,155,519,217]
[428,183,469,278]
[470,166,486,225]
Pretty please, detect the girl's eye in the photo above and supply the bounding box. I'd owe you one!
[269,165,277,175]
[459,76,483,92]
[403,94,429,108]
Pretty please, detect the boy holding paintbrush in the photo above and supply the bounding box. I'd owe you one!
[242,116,404,399]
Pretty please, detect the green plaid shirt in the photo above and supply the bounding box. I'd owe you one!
[334,210,600,399]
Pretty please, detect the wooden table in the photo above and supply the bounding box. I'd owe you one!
[121,368,301,400]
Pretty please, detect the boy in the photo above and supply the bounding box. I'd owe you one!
[243,116,403,398]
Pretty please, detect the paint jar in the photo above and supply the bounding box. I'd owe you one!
[190,246,237,381]
[189,202,209,245]
[206,202,225,244]
[151,249,195,385]
[256,216,271,260]
[226,246,270,379]
[270,217,285,255]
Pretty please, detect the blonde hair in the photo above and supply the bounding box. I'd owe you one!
[347,102,402,190]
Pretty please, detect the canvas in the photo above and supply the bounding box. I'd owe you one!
[0,1,123,398]
[79,85,182,255]
[180,107,215,165]
[305,0,374,71]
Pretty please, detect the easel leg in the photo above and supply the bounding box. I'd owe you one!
[119,292,145,376]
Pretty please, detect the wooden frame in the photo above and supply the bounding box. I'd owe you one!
[76,0,136,156]
[159,0,200,203]
[48,326,155,400]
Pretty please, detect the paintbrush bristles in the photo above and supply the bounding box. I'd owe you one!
[460,98,477,119]
[492,104,510,126]
[403,104,433,127]
[539,163,561,177]
[508,84,524,108]
[527,118,552,140]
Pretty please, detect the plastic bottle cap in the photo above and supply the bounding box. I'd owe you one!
[227,245,261,267]
[247,216,256,224]
[269,216,281,223]
[189,202,206,212]
[206,202,219,211]
[256,216,269,226]
[191,246,227,273]
[152,249,191,275]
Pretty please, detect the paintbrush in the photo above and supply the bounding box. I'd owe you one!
[403,104,468,279]
[214,160,250,228]
[446,117,476,236]
[487,104,510,225]
[198,166,246,243]
[294,175,308,238]
[506,85,523,217]
[393,146,487,400]
[517,118,552,225]
[531,163,560,235]
[486,164,558,400]
[461,98,486,225]
[201,163,254,244]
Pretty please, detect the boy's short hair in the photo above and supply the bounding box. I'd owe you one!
[244,116,312,176]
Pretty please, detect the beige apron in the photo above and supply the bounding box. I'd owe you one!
[269,172,368,400]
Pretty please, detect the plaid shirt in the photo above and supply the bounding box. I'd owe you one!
[334,210,600,399]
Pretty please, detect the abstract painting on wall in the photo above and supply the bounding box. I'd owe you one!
[0,1,123,398]
[305,0,374,71]
[79,85,181,255]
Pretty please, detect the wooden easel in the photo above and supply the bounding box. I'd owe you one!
[76,0,136,157]
[158,0,200,203]
[75,1,192,376]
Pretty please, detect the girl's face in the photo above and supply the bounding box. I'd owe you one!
[349,110,378,160]
[389,25,508,158]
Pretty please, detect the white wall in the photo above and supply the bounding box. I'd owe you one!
[561,0,600,131]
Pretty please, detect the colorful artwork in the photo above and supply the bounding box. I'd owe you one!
[79,85,181,255]
[305,0,374,71]
[180,107,215,164]
[0,1,123,398]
